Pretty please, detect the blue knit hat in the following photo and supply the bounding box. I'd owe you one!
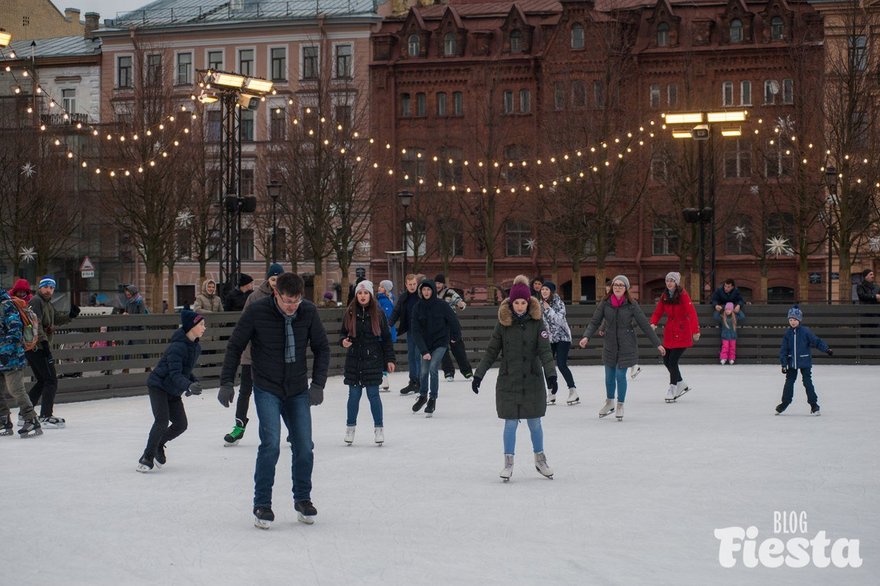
[39,276,57,289]
[181,310,204,333]
[266,263,284,278]
[787,305,803,322]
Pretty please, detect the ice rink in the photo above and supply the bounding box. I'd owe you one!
[2,364,876,585]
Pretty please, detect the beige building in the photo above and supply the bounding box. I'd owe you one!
[1,0,89,41]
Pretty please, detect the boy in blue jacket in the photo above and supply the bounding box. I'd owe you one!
[137,310,205,472]
[777,306,832,416]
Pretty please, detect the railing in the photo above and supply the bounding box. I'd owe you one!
[49,304,880,403]
[40,113,90,125]
[110,0,372,27]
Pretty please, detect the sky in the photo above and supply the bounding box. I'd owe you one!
[52,0,151,20]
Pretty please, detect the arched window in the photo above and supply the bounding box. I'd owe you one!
[657,22,669,47]
[408,34,420,57]
[770,16,784,40]
[571,23,584,49]
[510,30,523,53]
[730,19,743,43]
[444,33,457,57]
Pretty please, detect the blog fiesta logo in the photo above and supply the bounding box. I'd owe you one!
[714,511,862,569]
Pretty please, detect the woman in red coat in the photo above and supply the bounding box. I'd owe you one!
[650,272,700,403]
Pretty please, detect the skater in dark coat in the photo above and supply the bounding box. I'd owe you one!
[340,280,396,445]
[776,306,832,416]
[136,310,205,472]
[389,273,423,395]
[471,275,558,481]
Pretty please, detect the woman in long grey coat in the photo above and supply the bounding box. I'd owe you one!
[472,277,557,481]
[579,275,666,421]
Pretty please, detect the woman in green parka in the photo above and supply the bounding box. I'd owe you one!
[471,275,558,482]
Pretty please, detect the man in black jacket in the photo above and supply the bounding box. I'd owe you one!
[218,273,329,529]
[710,279,746,313]
[389,274,422,395]
[857,269,880,304]
[223,274,254,311]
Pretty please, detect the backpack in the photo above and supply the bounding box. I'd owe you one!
[4,297,40,351]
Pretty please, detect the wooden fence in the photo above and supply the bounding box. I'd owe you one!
[49,304,880,403]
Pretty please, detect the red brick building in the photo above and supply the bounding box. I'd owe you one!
[370,0,827,304]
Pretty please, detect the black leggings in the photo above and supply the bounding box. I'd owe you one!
[234,364,253,423]
[144,386,188,459]
[26,341,58,418]
[663,347,687,384]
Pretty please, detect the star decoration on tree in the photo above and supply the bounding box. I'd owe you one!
[766,235,793,258]
[868,236,880,253]
[176,211,194,227]
[19,246,37,263]
[732,226,748,243]
[525,238,537,251]
[20,162,36,177]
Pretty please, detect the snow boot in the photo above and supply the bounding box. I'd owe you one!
[615,402,625,421]
[598,399,616,418]
[374,427,384,445]
[253,506,274,530]
[424,398,436,417]
[224,418,248,446]
[500,454,514,482]
[534,452,554,479]
[412,395,428,413]
[344,426,356,445]
[294,500,317,525]
[665,384,677,403]
[566,388,580,406]
[18,417,42,438]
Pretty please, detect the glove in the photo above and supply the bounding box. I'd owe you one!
[781,366,788,375]
[826,349,833,356]
[185,382,202,397]
[471,376,482,394]
[546,375,558,393]
[309,383,324,406]
[217,383,235,408]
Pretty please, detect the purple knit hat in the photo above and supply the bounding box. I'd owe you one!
[509,283,531,303]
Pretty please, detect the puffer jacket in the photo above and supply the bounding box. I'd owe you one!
[856,279,880,304]
[541,294,571,343]
[713,310,745,341]
[584,296,661,368]
[340,304,395,387]
[240,280,274,366]
[651,287,700,349]
[193,279,223,313]
[377,292,397,343]
[780,325,829,369]
[410,279,461,354]
[147,328,201,396]
[474,297,556,420]
[29,292,70,345]
[0,290,26,371]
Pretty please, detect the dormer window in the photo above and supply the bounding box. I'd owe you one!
[444,33,457,57]
[408,34,420,57]
[730,19,743,43]
[571,23,584,49]
[657,22,669,47]
[770,16,784,40]
[510,30,523,53]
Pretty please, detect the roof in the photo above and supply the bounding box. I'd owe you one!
[105,0,378,28]
[2,36,101,59]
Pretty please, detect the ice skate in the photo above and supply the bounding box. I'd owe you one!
[381,375,390,392]
[400,380,418,396]
[412,395,427,413]
[729,360,735,365]
[374,427,384,445]
[810,403,821,416]
[598,399,615,418]
[615,402,625,421]
[294,500,317,525]
[500,454,514,482]
[546,390,557,405]
[566,388,580,406]
[629,365,641,380]
[224,417,247,446]
[775,402,788,415]
[424,398,436,417]
[720,359,727,365]
[665,384,677,403]
[445,374,454,383]
[17,418,42,438]
[136,455,154,473]
[674,381,690,399]
[344,425,356,445]
[154,444,166,468]
[0,415,12,436]
[253,506,274,530]
[534,452,554,479]
[39,416,65,429]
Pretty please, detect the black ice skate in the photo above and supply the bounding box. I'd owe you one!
[412,395,428,413]
[294,500,317,525]
[18,418,42,438]
[254,506,275,529]
[424,398,436,418]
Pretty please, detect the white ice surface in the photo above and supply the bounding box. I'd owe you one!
[2,364,877,585]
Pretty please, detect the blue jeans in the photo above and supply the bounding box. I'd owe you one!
[781,368,818,406]
[503,418,544,455]
[604,366,628,402]
[419,346,448,398]
[406,335,421,382]
[551,341,576,389]
[347,385,383,427]
[252,386,313,508]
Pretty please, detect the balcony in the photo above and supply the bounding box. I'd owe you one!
[40,113,90,126]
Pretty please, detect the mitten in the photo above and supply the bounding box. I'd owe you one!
[309,383,324,406]
[186,382,202,396]
[471,376,482,394]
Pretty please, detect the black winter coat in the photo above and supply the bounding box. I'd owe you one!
[147,329,201,397]
[709,286,746,308]
[340,305,395,387]
[389,289,419,335]
[410,280,462,354]
[223,288,252,311]
[220,296,330,398]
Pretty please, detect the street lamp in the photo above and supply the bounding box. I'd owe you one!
[398,190,414,277]
[267,180,281,263]
[825,166,838,304]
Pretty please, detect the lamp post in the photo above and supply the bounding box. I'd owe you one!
[268,180,281,263]
[825,166,837,304]
[398,190,414,277]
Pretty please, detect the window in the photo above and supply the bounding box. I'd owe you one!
[405,220,427,256]
[503,145,526,182]
[724,138,751,178]
[439,219,465,257]
[519,89,530,113]
[208,50,223,70]
[208,229,222,260]
[453,91,463,115]
[649,84,660,109]
[650,152,667,182]
[401,93,411,117]
[415,93,426,117]
[782,79,793,104]
[62,89,76,114]
[849,36,867,71]
[239,49,254,76]
[765,138,794,178]
[571,24,584,49]
[505,221,531,256]
[335,44,352,79]
[510,30,523,53]
[437,92,447,116]
[730,19,743,43]
[271,48,287,81]
[270,107,286,141]
[408,34,420,57]
[667,84,678,107]
[440,147,463,185]
[554,82,565,111]
[335,104,352,130]
[764,80,778,104]
[240,169,254,196]
[766,212,794,242]
[503,90,514,114]
[725,215,752,254]
[652,217,678,255]
[444,33,457,57]
[146,54,162,86]
[740,80,752,106]
[770,16,784,40]
[572,80,586,108]
[722,81,734,106]
[117,56,132,88]
[302,46,318,80]
[241,110,255,142]
[206,110,221,142]
[401,147,427,183]
[176,52,192,85]
[657,22,669,47]
[275,227,288,259]
[593,80,605,108]
[176,229,192,260]
[240,229,255,261]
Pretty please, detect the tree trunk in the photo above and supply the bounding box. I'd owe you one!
[147,269,163,314]
[759,275,769,303]
[485,257,496,305]
[594,266,607,303]
[687,269,700,302]
[797,255,810,303]
[838,250,852,304]
[312,258,324,304]
[166,265,175,312]
[571,261,582,305]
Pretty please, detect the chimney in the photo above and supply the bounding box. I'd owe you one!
[85,12,100,38]
[65,8,82,22]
